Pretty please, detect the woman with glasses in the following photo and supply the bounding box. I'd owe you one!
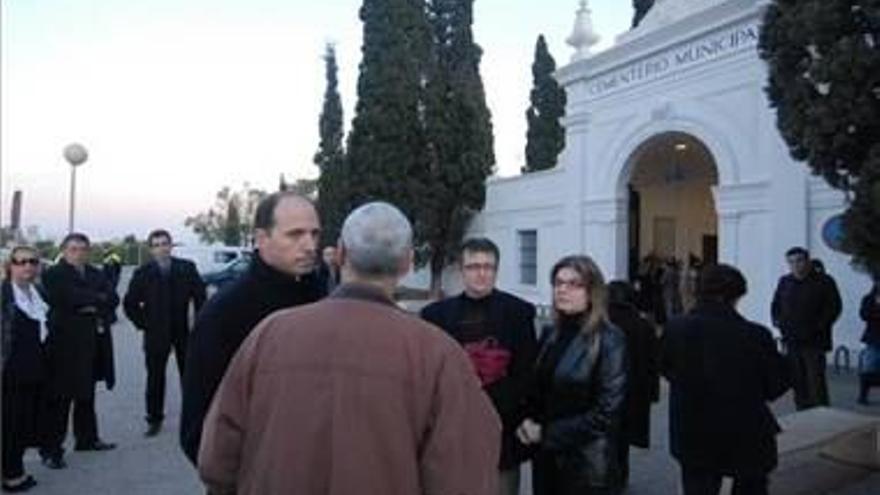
[1,246,48,492]
[517,255,627,495]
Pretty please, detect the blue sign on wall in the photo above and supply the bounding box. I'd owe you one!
[821,214,847,253]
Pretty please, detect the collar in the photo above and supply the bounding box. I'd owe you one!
[329,282,397,308]
[251,251,316,288]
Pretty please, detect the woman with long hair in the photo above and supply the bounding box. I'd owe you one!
[2,246,49,492]
[517,255,627,494]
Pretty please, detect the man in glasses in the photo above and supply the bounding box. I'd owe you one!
[421,237,538,495]
[124,230,206,437]
[40,233,120,468]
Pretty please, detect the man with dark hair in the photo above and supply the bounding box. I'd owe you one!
[124,230,206,437]
[772,247,842,410]
[40,233,120,468]
[421,237,536,495]
[662,264,789,495]
[180,192,326,464]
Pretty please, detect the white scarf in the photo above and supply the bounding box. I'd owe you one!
[12,283,49,342]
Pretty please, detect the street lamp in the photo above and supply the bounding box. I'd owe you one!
[63,143,88,233]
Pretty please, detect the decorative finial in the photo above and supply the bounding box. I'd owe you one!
[566,0,600,62]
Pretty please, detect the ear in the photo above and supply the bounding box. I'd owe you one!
[397,248,414,279]
[254,229,270,250]
[336,240,348,268]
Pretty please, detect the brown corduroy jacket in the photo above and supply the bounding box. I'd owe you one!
[198,283,501,495]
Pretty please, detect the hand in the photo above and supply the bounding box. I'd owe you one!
[516,418,542,445]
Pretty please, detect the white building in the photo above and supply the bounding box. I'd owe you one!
[466,0,873,350]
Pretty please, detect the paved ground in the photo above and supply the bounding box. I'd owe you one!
[19,270,880,494]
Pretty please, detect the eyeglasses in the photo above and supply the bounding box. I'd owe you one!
[11,258,40,266]
[462,263,497,273]
[553,278,586,290]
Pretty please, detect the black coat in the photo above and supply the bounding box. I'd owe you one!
[661,302,789,475]
[123,257,206,355]
[529,320,627,488]
[41,260,119,398]
[421,289,538,469]
[179,254,326,464]
[771,272,842,350]
[860,287,880,347]
[1,281,47,384]
[608,302,659,449]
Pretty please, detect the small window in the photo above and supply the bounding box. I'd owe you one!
[518,230,538,286]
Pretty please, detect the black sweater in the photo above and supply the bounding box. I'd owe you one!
[179,254,325,464]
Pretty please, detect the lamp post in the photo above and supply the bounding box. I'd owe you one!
[63,143,88,233]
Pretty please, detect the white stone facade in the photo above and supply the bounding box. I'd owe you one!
[465,0,873,350]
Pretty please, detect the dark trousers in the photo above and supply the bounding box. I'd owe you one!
[145,335,186,424]
[787,347,829,410]
[533,451,617,495]
[681,466,767,495]
[42,392,98,456]
[2,379,40,479]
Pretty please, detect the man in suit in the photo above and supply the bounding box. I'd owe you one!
[124,229,206,436]
[41,233,120,468]
[421,237,537,495]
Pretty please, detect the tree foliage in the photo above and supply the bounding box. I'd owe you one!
[843,146,880,276]
[345,0,431,222]
[314,44,348,247]
[633,0,655,28]
[185,184,267,246]
[421,0,495,292]
[759,1,880,189]
[523,34,566,173]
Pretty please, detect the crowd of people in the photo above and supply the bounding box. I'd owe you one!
[1,191,878,494]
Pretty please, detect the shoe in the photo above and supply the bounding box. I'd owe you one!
[144,422,162,437]
[74,440,116,451]
[40,456,66,470]
[2,475,37,492]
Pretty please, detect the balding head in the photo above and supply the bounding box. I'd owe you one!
[339,202,413,282]
[254,192,321,276]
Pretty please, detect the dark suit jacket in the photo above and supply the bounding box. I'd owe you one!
[124,257,206,355]
[662,301,789,475]
[421,289,537,469]
[42,259,119,398]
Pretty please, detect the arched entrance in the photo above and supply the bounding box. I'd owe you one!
[624,132,719,315]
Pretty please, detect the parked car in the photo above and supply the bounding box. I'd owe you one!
[173,245,252,276]
[202,256,251,292]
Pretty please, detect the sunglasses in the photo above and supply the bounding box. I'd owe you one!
[11,258,40,266]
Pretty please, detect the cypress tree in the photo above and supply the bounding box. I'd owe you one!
[523,35,566,173]
[224,199,242,247]
[760,0,880,272]
[759,0,880,189]
[633,0,655,28]
[314,44,347,247]
[345,0,431,223]
[422,0,495,293]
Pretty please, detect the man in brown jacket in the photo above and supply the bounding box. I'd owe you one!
[198,201,501,495]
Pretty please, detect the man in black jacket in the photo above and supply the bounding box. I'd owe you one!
[421,238,537,495]
[662,264,789,495]
[41,233,120,469]
[124,229,206,436]
[771,247,842,410]
[179,192,326,465]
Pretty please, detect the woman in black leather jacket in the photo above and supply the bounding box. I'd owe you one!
[517,255,627,495]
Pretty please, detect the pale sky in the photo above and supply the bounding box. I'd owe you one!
[1,0,632,243]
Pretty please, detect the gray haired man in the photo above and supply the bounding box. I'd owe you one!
[198,202,501,495]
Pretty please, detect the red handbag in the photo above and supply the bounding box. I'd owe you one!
[463,337,512,386]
